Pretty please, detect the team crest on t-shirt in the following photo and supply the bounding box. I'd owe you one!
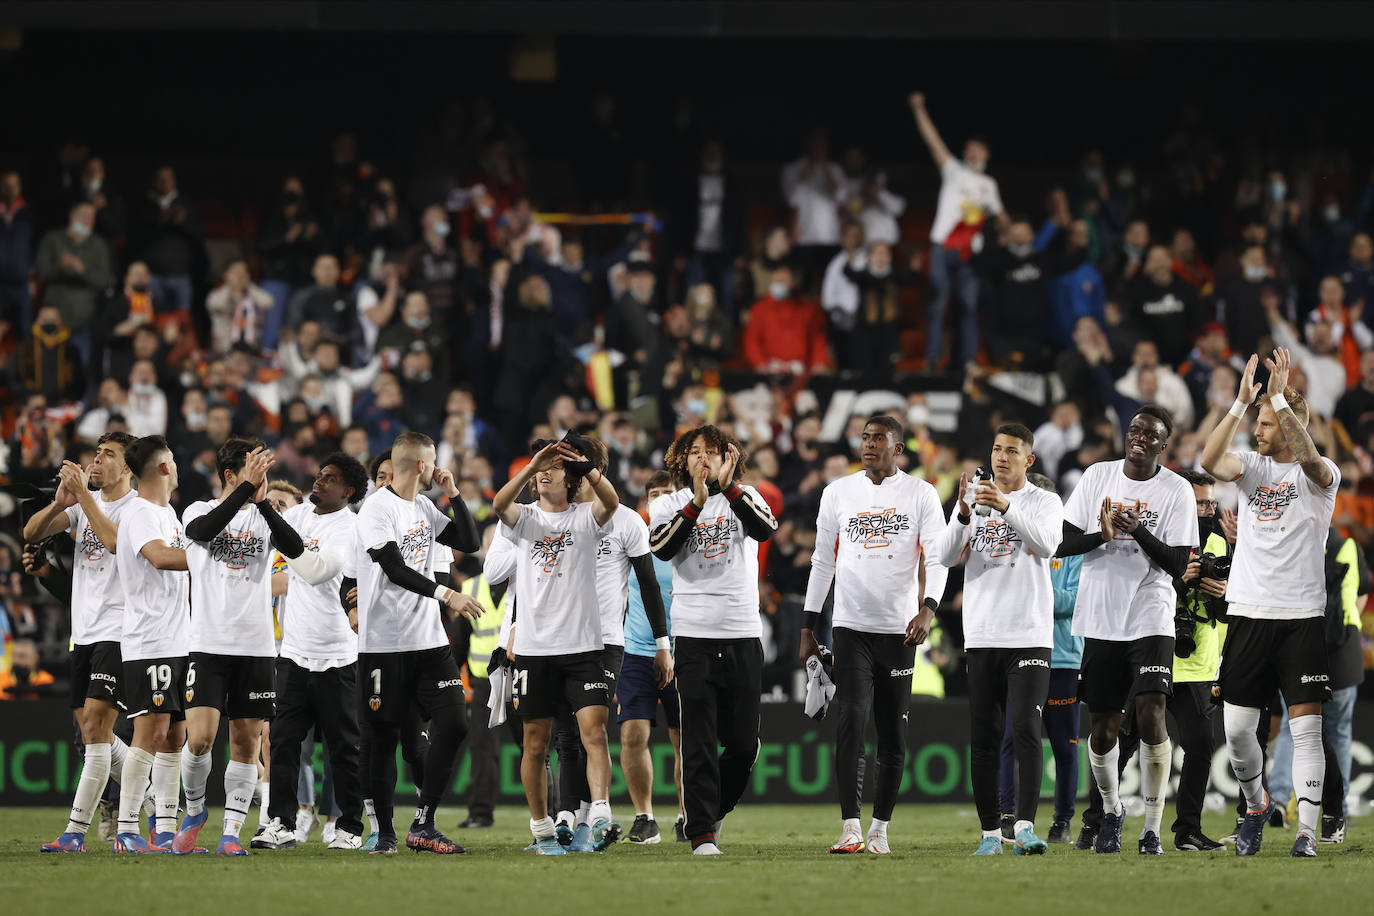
[398,522,433,565]
[532,530,574,573]
[208,531,267,570]
[689,515,738,559]
[1107,499,1160,539]
[844,509,909,549]
[78,524,107,562]
[1248,482,1297,522]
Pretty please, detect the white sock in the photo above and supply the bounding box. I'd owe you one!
[257,781,270,827]
[576,801,592,826]
[842,816,861,836]
[1290,715,1324,837]
[637,811,655,820]
[1140,739,1172,838]
[117,747,155,834]
[108,736,129,784]
[556,809,576,828]
[1223,703,1267,810]
[693,842,722,855]
[1089,742,1122,816]
[364,798,377,834]
[531,815,555,840]
[222,760,258,840]
[152,752,181,835]
[588,799,612,825]
[868,818,889,838]
[66,743,111,836]
[181,748,213,817]
[982,828,1002,839]
[1014,819,1032,836]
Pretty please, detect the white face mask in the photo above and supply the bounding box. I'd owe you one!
[769,281,790,300]
[1243,264,1267,282]
[70,221,92,240]
[433,221,451,238]
[463,498,483,514]
[131,381,157,396]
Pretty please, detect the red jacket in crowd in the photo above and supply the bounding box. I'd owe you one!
[742,294,833,372]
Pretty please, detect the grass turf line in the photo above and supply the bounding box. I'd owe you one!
[1,804,1364,915]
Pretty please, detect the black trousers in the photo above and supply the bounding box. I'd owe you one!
[832,627,914,822]
[675,636,762,845]
[1084,682,1214,835]
[464,677,500,820]
[268,658,364,835]
[967,647,1051,831]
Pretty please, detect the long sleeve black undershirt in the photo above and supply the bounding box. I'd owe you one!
[339,576,356,615]
[436,500,480,553]
[1056,521,1107,557]
[256,499,304,558]
[629,552,668,641]
[184,481,256,542]
[367,542,444,602]
[1129,522,1191,580]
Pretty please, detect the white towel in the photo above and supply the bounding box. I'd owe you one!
[804,654,836,720]
[488,665,512,728]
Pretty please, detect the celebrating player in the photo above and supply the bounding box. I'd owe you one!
[936,423,1063,856]
[1058,405,1198,855]
[1201,350,1339,858]
[802,416,948,855]
[650,425,777,855]
[29,434,140,852]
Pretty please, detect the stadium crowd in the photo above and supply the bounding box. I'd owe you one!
[4,90,1374,703]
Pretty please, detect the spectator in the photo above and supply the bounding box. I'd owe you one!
[205,259,272,355]
[1339,232,1374,326]
[35,201,112,365]
[606,253,661,377]
[14,306,84,402]
[780,128,847,285]
[0,171,35,333]
[843,241,921,373]
[65,156,126,244]
[397,347,445,438]
[842,148,906,246]
[353,258,402,361]
[1178,321,1246,419]
[340,423,370,465]
[1262,297,1347,420]
[281,335,377,427]
[404,204,461,320]
[360,176,412,274]
[1032,401,1083,481]
[493,273,562,449]
[974,217,1063,371]
[123,359,169,436]
[74,377,129,443]
[0,639,56,700]
[820,221,864,363]
[1114,340,1196,430]
[683,282,731,369]
[375,291,447,371]
[287,254,354,344]
[742,265,832,376]
[1047,218,1107,349]
[256,175,321,350]
[1215,245,1275,358]
[1169,228,1214,299]
[355,371,407,457]
[130,165,204,317]
[673,139,746,321]
[1333,349,1374,443]
[750,226,793,301]
[908,92,1007,369]
[1124,244,1202,366]
[1102,218,1150,298]
[1308,275,1368,388]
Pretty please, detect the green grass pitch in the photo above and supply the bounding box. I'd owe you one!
[1,805,1364,915]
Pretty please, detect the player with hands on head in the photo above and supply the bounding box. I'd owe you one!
[802,416,948,856]
[1201,348,1339,857]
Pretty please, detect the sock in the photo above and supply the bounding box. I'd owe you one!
[152,752,181,835]
[1089,742,1122,816]
[181,748,213,817]
[868,818,889,838]
[117,748,155,834]
[842,816,861,837]
[1224,703,1267,810]
[576,801,592,826]
[257,781,270,828]
[66,743,111,836]
[1014,819,1032,836]
[1290,715,1324,838]
[637,811,655,820]
[982,828,1001,839]
[588,799,611,826]
[108,736,129,784]
[1139,739,1172,838]
[530,816,555,840]
[413,802,435,829]
[364,798,377,834]
[222,760,258,840]
[556,809,576,828]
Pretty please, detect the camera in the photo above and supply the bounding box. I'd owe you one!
[973,467,994,517]
[1197,552,1230,582]
[1174,605,1197,658]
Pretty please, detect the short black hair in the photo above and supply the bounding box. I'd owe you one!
[647,470,674,492]
[124,435,171,481]
[865,415,904,441]
[1026,472,1057,494]
[97,431,136,453]
[995,423,1035,450]
[1133,404,1175,440]
[216,437,264,485]
[369,448,393,482]
[576,434,608,472]
[1178,469,1216,488]
[319,452,369,505]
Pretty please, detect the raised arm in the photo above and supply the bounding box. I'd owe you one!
[492,440,564,528]
[718,445,776,541]
[1266,347,1334,488]
[23,475,78,542]
[908,93,953,171]
[65,463,119,554]
[1200,353,1260,483]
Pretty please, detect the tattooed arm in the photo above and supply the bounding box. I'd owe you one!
[1267,348,1334,488]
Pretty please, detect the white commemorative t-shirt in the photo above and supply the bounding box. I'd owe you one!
[1227,452,1339,618]
[182,499,277,657]
[935,482,1064,649]
[930,158,1004,246]
[281,504,359,664]
[650,487,765,640]
[116,497,190,661]
[354,487,451,653]
[1064,460,1198,641]
[65,490,139,645]
[805,471,948,635]
[593,504,652,646]
[502,502,607,657]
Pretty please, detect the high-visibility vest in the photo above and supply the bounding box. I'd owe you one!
[910,623,946,699]
[461,574,506,679]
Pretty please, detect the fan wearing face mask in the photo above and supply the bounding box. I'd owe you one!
[37,200,112,366]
